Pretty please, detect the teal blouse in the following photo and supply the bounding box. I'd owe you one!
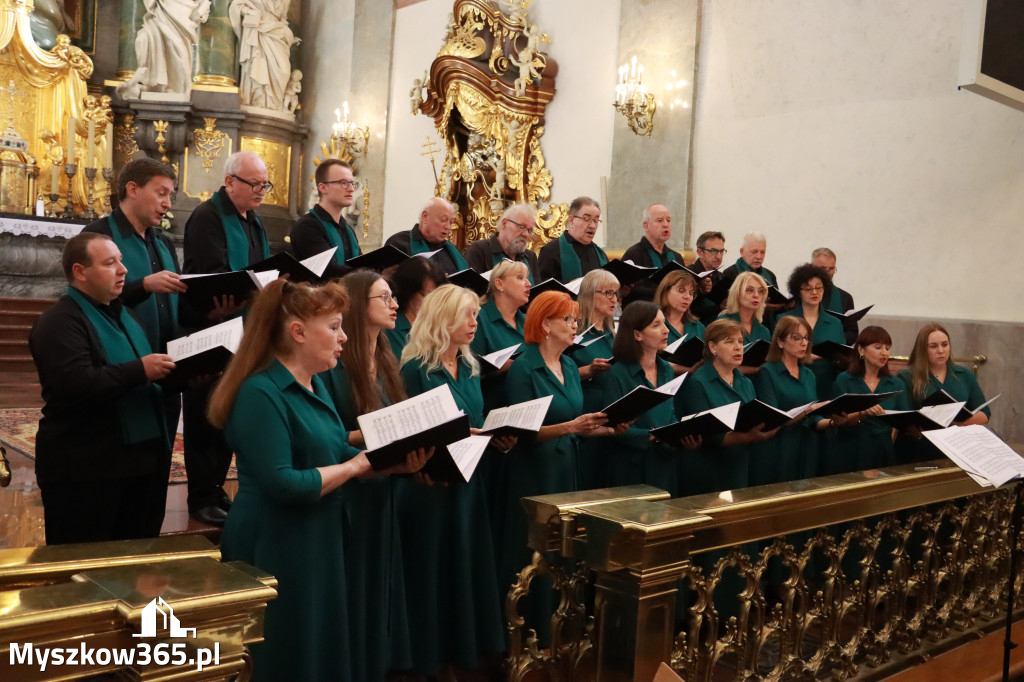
[752,361,820,485]
[897,365,991,416]
[674,361,757,495]
[471,298,525,411]
[600,357,679,495]
[667,318,706,344]
[568,325,615,491]
[720,311,771,342]
[779,305,845,399]
[829,372,906,473]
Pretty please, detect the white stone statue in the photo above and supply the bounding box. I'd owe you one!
[508,45,541,98]
[410,71,427,115]
[282,70,302,114]
[229,0,302,111]
[117,0,211,100]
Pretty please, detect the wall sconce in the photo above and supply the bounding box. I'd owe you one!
[331,102,369,160]
[614,56,656,137]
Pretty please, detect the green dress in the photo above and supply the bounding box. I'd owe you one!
[384,311,413,360]
[828,372,906,473]
[499,344,583,642]
[471,298,525,411]
[752,361,820,485]
[397,355,505,674]
[779,305,845,399]
[601,357,679,495]
[568,325,615,490]
[221,360,358,682]
[320,359,411,682]
[720,311,771,343]
[894,365,991,465]
[667,318,706,344]
[674,361,757,496]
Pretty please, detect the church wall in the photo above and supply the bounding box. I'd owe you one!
[382,0,621,242]
[689,0,1024,324]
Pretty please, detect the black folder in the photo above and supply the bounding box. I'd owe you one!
[600,386,675,426]
[741,339,771,367]
[812,340,857,363]
[651,411,733,445]
[528,278,576,301]
[647,261,694,286]
[877,409,953,432]
[345,244,410,271]
[825,304,873,323]
[734,400,795,432]
[922,389,998,421]
[180,271,262,313]
[660,335,704,367]
[365,413,472,483]
[766,285,792,305]
[447,268,490,296]
[567,330,611,355]
[249,252,327,284]
[601,259,658,287]
[159,346,234,392]
[807,391,902,418]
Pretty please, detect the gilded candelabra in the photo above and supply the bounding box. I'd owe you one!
[614,56,656,137]
[330,103,369,160]
[60,163,77,219]
[102,167,114,216]
[82,167,97,220]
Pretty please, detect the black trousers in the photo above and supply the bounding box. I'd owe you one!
[182,382,232,512]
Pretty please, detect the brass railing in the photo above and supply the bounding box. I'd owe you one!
[888,354,987,375]
[507,460,1022,681]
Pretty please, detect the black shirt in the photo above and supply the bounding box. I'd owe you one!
[621,236,684,305]
[464,234,540,281]
[29,294,164,484]
[82,209,179,351]
[384,225,462,275]
[537,232,607,282]
[288,204,357,280]
[183,186,267,275]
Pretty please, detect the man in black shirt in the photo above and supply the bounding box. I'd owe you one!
[181,150,271,526]
[464,202,540,282]
[29,233,176,544]
[812,247,858,344]
[691,230,727,325]
[621,203,684,305]
[289,158,361,279]
[538,195,608,282]
[384,197,468,275]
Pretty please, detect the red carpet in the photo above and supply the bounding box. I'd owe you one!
[0,408,236,484]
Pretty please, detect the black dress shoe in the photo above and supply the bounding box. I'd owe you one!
[216,491,232,513]
[190,504,228,527]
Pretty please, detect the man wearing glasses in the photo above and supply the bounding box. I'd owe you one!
[384,196,469,276]
[812,247,857,344]
[691,230,728,326]
[289,158,361,279]
[465,202,540,282]
[180,150,272,527]
[621,203,684,305]
[538,195,608,282]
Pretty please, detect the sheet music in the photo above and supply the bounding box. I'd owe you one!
[166,317,243,361]
[655,372,688,396]
[664,334,691,354]
[924,425,1024,487]
[969,393,1001,416]
[179,272,217,280]
[920,402,965,428]
[573,325,595,345]
[784,401,815,419]
[446,435,492,482]
[480,267,494,281]
[482,395,553,432]
[299,247,337,277]
[581,333,610,348]
[251,269,279,288]
[678,401,740,428]
[357,385,462,451]
[481,343,520,369]
[565,277,584,295]
[414,249,442,259]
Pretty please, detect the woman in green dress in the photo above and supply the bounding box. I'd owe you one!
[384,255,444,359]
[829,325,905,474]
[471,258,530,410]
[895,322,991,464]
[209,280,429,682]
[778,263,846,399]
[569,269,619,489]
[675,318,779,496]
[752,316,837,485]
[500,291,623,641]
[397,284,515,679]
[601,301,681,494]
[655,269,706,375]
[319,269,412,682]
[719,271,771,376]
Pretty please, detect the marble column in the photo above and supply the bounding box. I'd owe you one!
[115,0,147,80]
[606,0,700,252]
[193,0,239,86]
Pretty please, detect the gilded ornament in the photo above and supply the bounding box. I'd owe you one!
[153,119,170,163]
[438,6,486,59]
[192,117,227,172]
[241,136,289,208]
[115,115,140,161]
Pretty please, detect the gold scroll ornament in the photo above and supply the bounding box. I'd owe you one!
[240,136,290,208]
[184,118,233,203]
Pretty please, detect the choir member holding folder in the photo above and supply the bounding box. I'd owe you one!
[655,269,705,375]
[895,323,991,465]
[499,291,623,643]
[397,284,510,678]
[319,269,412,682]
[383,256,444,359]
[675,319,779,495]
[601,301,682,494]
[719,271,771,376]
[779,264,847,399]
[208,280,430,682]
[828,326,905,473]
[471,259,530,410]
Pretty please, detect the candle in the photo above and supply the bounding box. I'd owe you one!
[105,121,113,168]
[50,163,59,193]
[66,116,75,164]
[87,119,95,169]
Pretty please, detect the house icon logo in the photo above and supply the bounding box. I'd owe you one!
[132,597,196,638]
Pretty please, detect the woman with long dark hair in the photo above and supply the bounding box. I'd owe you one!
[384,255,445,359]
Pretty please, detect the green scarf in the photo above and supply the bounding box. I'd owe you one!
[557,232,608,281]
[409,228,468,270]
[106,212,178,350]
[647,244,680,268]
[211,191,270,271]
[310,207,361,265]
[825,284,843,313]
[66,287,166,447]
[733,256,776,287]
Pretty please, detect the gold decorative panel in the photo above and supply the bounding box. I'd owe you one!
[239,135,290,207]
[184,118,233,202]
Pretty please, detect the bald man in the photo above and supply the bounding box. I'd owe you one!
[384,197,469,276]
[621,203,683,304]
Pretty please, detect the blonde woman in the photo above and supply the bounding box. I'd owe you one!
[470,258,530,410]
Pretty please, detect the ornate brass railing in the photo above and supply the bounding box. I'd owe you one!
[888,354,987,375]
[507,460,1023,681]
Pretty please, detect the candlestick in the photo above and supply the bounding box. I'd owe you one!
[82,167,97,220]
[50,163,59,195]
[102,167,114,216]
[87,119,95,170]
[60,163,77,219]
[105,121,114,168]
[48,191,59,218]
[66,117,75,164]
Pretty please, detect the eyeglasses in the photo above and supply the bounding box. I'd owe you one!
[570,214,603,226]
[231,175,273,193]
[559,316,581,326]
[699,247,727,256]
[505,218,534,233]
[596,289,620,301]
[368,293,397,306]
[322,179,362,190]
[672,286,694,297]
[801,285,824,293]
[788,334,810,343]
